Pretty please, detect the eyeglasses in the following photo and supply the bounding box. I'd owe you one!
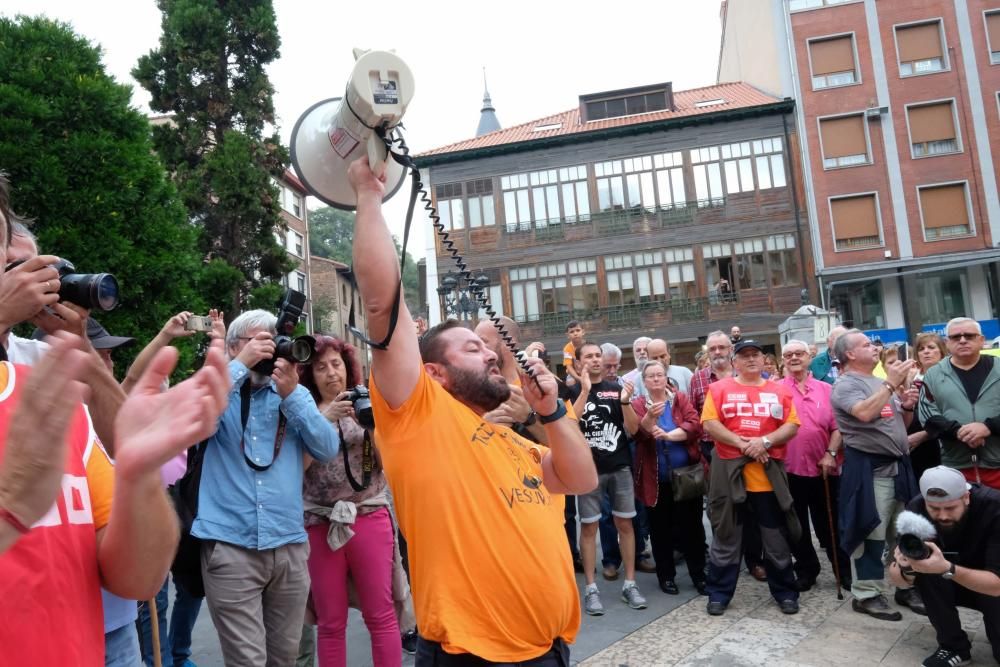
[782,351,807,359]
[947,332,981,341]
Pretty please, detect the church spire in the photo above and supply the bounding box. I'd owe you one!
[476,67,501,137]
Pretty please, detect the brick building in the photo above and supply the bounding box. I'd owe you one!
[719,0,1000,342]
[272,169,314,331]
[414,81,814,366]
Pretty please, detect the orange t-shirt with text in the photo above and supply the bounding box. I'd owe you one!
[371,368,579,662]
[701,377,799,492]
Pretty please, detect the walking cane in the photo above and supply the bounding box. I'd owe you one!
[148,599,163,667]
[822,471,845,601]
[971,453,983,484]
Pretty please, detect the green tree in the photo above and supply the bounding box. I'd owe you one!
[308,205,420,312]
[0,15,205,375]
[133,0,293,316]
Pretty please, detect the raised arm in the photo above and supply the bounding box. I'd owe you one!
[348,158,420,409]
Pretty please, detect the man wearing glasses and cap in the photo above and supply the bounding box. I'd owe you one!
[919,317,1000,490]
[890,466,1000,667]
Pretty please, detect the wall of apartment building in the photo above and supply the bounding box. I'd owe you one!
[717,0,788,97]
[785,0,1000,340]
[309,256,371,377]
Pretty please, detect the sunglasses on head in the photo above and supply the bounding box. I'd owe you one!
[947,332,980,341]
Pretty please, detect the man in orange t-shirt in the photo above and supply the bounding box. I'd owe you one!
[349,158,597,665]
[701,339,801,616]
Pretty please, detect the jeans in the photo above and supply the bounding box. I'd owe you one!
[137,576,203,667]
[105,622,142,667]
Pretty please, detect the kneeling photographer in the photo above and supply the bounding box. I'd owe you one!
[890,466,1000,667]
[191,295,341,666]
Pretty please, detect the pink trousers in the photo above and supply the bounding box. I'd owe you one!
[307,507,401,667]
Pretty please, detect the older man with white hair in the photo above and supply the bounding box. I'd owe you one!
[780,339,850,592]
[622,336,652,399]
[919,317,1000,490]
[193,309,342,666]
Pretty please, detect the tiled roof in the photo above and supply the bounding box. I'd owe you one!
[282,169,308,194]
[420,82,782,157]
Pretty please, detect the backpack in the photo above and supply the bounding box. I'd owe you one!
[168,441,207,598]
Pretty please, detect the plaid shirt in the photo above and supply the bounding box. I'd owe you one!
[690,365,733,443]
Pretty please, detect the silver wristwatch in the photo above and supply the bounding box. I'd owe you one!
[762,436,773,450]
[942,562,956,580]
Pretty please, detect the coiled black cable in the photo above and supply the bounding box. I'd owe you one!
[377,126,540,385]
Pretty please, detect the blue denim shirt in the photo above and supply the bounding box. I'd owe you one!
[192,360,340,549]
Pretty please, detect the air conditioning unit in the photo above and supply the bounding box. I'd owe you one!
[865,106,889,118]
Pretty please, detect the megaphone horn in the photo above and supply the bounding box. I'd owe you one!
[291,49,415,211]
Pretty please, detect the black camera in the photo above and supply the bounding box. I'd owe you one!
[344,385,374,430]
[253,288,315,376]
[6,258,120,311]
[896,510,937,561]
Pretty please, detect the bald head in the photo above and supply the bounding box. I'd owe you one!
[647,338,670,366]
[475,317,520,371]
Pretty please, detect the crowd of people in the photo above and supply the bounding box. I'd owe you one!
[0,162,998,667]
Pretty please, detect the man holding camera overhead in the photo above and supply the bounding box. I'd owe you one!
[192,308,340,667]
[889,466,1000,667]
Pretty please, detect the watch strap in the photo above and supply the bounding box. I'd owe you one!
[539,401,568,424]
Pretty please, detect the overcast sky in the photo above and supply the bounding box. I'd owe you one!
[4,1,723,259]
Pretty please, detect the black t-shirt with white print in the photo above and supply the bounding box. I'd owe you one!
[567,380,632,474]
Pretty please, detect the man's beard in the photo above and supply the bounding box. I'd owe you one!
[446,364,510,412]
[934,512,968,541]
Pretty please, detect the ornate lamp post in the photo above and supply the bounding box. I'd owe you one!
[437,272,490,323]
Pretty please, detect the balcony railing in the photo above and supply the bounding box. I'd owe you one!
[496,199,726,248]
[529,293,739,336]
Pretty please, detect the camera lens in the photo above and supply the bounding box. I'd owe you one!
[59,272,121,311]
[290,337,313,363]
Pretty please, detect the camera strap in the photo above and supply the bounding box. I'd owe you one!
[239,379,288,472]
[338,423,374,492]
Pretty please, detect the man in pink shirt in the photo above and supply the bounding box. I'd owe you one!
[780,339,851,593]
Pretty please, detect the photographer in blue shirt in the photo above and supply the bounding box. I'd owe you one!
[192,309,340,666]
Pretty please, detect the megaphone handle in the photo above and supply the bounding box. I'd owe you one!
[367,134,387,179]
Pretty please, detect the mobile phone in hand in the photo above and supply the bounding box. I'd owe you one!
[184,315,214,332]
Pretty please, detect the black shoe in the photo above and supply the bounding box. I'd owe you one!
[707,600,727,616]
[779,599,799,615]
[922,647,971,667]
[852,595,902,621]
[401,630,418,655]
[659,579,679,595]
[895,588,928,616]
[794,576,816,592]
[693,580,708,596]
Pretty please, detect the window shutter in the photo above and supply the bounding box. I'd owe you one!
[810,36,856,75]
[896,23,943,62]
[831,195,879,240]
[919,184,968,230]
[820,115,867,158]
[908,103,956,144]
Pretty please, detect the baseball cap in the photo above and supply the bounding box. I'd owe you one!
[919,466,971,502]
[733,339,765,354]
[86,318,135,351]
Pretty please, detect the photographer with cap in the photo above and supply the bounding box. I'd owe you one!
[890,466,1000,666]
[192,309,341,666]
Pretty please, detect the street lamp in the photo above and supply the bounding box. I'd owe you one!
[437,271,490,322]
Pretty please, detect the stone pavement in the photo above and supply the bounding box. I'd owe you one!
[578,568,995,666]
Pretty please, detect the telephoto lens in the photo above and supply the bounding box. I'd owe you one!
[54,259,120,311]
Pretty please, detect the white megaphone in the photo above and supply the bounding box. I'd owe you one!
[291,48,414,210]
